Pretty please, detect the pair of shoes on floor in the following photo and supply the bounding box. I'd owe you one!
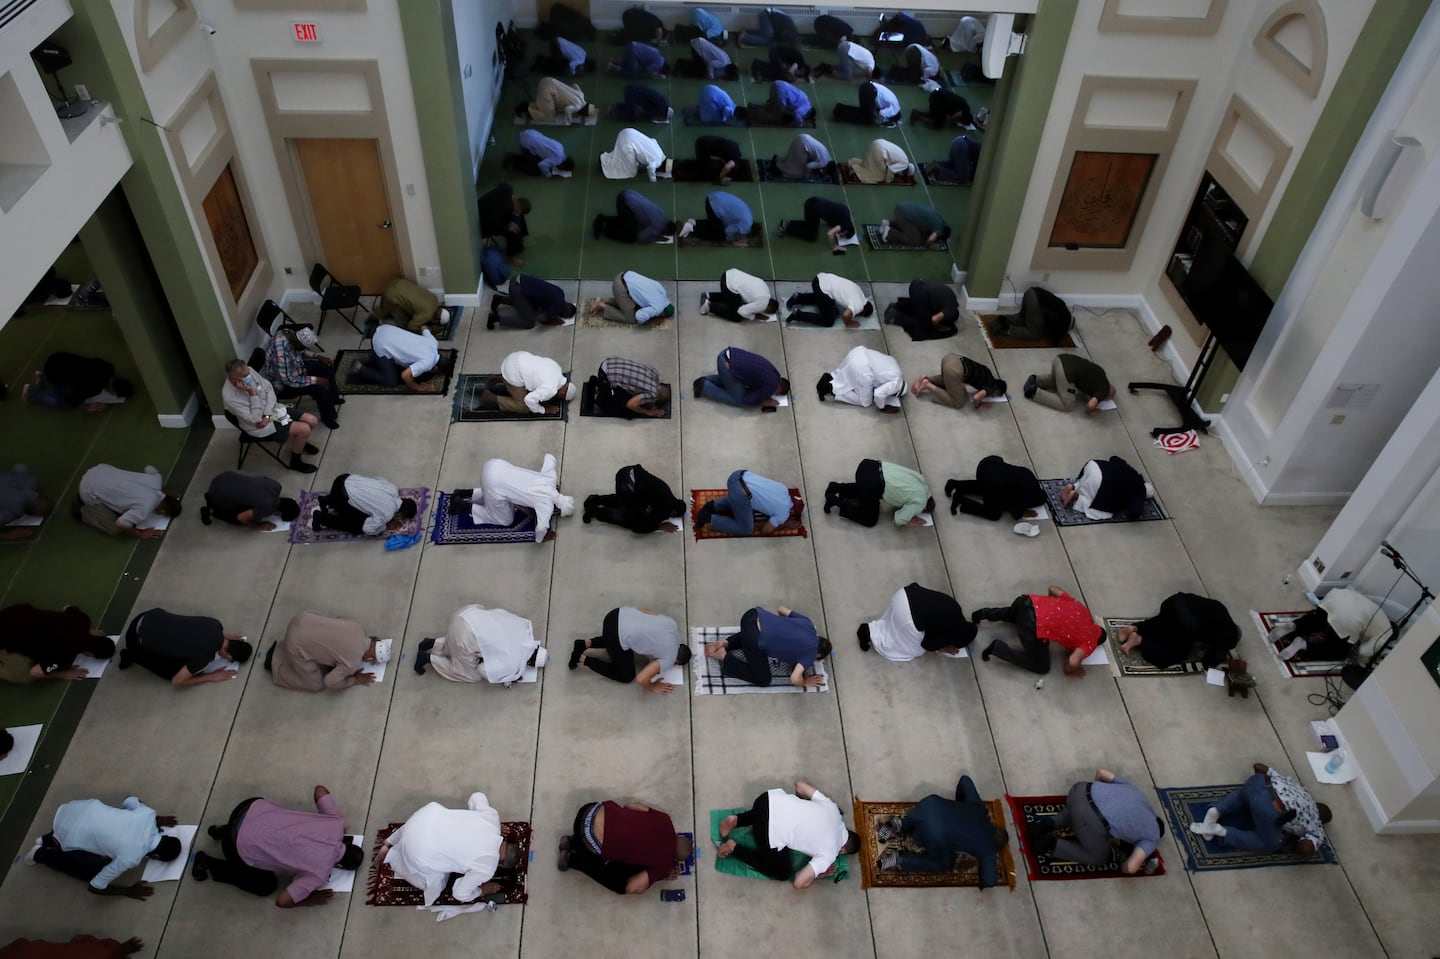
[876,816,903,844]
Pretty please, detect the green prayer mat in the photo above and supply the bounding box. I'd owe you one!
[709,807,850,883]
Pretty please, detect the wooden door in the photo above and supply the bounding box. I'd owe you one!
[293,138,401,292]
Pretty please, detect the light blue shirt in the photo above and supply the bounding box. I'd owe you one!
[53,797,161,890]
[707,191,753,240]
[556,36,587,73]
[692,7,724,38]
[622,271,669,323]
[519,129,567,177]
[698,85,736,124]
[741,471,791,528]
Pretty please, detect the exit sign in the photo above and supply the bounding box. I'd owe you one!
[292,21,320,42]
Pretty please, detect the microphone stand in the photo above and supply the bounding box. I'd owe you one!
[1341,542,1434,692]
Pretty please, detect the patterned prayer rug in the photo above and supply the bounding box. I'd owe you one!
[863,224,950,252]
[579,300,674,330]
[1252,610,1348,678]
[365,822,532,906]
[681,107,746,128]
[976,313,1077,349]
[672,158,755,183]
[838,163,918,187]
[853,798,1016,890]
[451,373,568,423]
[678,224,766,248]
[430,492,546,546]
[755,159,842,185]
[708,808,849,882]
[918,164,970,188]
[578,378,672,419]
[1104,617,1207,677]
[289,487,430,546]
[434,307,464,342]
[689,626,829,694]
[690,488,807,540]
[1005,794,1166,881]
[1039,479,1168,527]
[334,349,456,396]
[1155,785,1338,872]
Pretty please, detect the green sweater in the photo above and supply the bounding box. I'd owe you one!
[881,461,931,525]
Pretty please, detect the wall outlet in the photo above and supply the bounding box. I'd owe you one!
[74,84,90,101]
[1330,414,1346,425]
[406,183,416,197]
[284,266,293,275]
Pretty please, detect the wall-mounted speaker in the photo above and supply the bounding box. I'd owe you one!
[1360,134,1423,220]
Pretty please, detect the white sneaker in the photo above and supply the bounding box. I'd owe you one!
[880,219,891,241]
[554,169,574,178]
[23,838,41,865]
[699,293,710,314]
[679,218,696,239]
[655,234,675,245]
[1013,522,1040,538]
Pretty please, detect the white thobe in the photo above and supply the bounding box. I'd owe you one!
[830,346,903,409]
[384,792,501,905]
[849,139,909,184]
[500,350,565,413]
[600,128,666,180]
[430,605,538,684]
[867,587,927,662]
[470,454,574,543]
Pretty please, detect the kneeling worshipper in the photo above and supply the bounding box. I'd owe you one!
[1117,593,1241,670]
[488,275,578,329]
[1023,353,1114,413]
[1268,588,1392,663]
[694,84,737,124]
[312,473,418,536]
[349,323,453,394]
[412,604,545,683]
[703,606,829,688]
[200,471,300,531]
[373,276,452,335]
[0,603,115,684]
[693,347,789,409]
[885,279,960,341]
[1189,762,1331,857]
[0,933,147,957]
[716,781,859,887]
[786,273,873,329]
[559,799,691,894]
[847,138,912,184]
[677,190,753,247]
[1059,456,1155,521]
[118,608,252,688]
[1031,769,1162,875]
[824,459,933,528]
[467,454,575,544]
[29,795,181,898]
[0,463,52,536]
[592,189,676,245]
[815,345,904,413]
[912,355,1002,408]
[858,584,976,661]
[600,128,674,181]
[192,786,362,907]
[591,271,675,325]
[971,586,1104,676]
[608,40,668,79]
[76,464,182,539]
[874,774,1006,885]
[507,128,575,178]
[698,269,778,322]
[883,203,952,250]
[588,356,672,418]
[266,611,389,692]
[569,606,691,695]
[476,349,576,415]
[695,468,798,536]
[944,455,1046,523]
[381,792,520,914]
[772,133,833,180]
[582,464,687,534]
[519,77,596,125]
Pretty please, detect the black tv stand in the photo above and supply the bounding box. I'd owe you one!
[1129,332,1222,437]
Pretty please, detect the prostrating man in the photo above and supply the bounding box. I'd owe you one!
[263,325,341,428]
[693,135,744,185]
[971,585,1104,676]
[600,128,674,181]
[949,15,985,53]
[0,464,52,539]
[118,608,251,687]
[29,796,181,899]
[1117,593,1241,670]
[677,37,737,80]
[1058,455,1154,521]
[716,781,859,886]
[738,6,798,46]
[1189,762,1331,857]
[909,89,974,129]
[591,271,675,326]
[559,799,691,893]
[704,606,829,689]
[772,133,833,180]
[192,785,363,907]
[267,611,387,692]
[199,471,300,531]
[815,345,904,413]
[778,196,856,254]
[533,34,593,75]
[889,42,940,84]
[875,774,1005,884]
[813,13,854,46]
[380,792,517,908]
[750,44,809,82]
[858,583,976,661]
[0,603,114,684]
[814,38,874,80]
[611,83,670,123]
[886,278,960,340]
[698,269,777,322]
[505,128,575,178]
[1031,769,1162,875]
[694,84,737,125]
[590,356,672,418]
[582,464,687,534]
[467,454,575,543]
[787,272,874,329]
[477,183,531,263]
[76,464,182,539]
[832,81,901,126]
[519,76,595,125]
[674,6,726,44]
[570,606,692,695]
[943,455,1045,521]
[21,352,132,412]
[825,459,933,528]
[678,190,753,246]
[312,473,418,537]
[926,135,981,185]
[373,276,451,336]
[348,323,453,393]
[488,275,578,330]
[413,605,543,683]
[592,189,676,245]
[620,6,666,43]
[993,286,1071,342]
[222,359,320,474]
[912,355,1003,409]
[847,138,912,184]
[883,203,951,249]
[695,469,797,537]
[608,40,667,79]
[482,349,575,415]
[874,11,929,46]
[1024,354,1116,414]
[745,80,812,126]
[693,347,789,409]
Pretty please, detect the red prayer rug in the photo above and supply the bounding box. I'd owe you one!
[690,488,808,540]
[1005,794,1165,882]
[365,821,531,906]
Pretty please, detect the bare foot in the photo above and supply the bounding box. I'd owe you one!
[716,838,737,858]
[590,299,607,315]
[718,815,739,840]
[704,641,728,660]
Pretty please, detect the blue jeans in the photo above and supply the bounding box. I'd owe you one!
[1214,774,1283,852]
[708,469,755,535]
[739,10,775,46]
[721,608,772,685]
[23,375,75,409]
[700,350,747,406]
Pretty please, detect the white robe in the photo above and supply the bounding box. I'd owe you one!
[831,346,903,409]
[600,128,666,180]
[430,605,537,684]
[470,454,575,543]
[384,792,502,905]
[867,587,927,662]
[949,16,985,53]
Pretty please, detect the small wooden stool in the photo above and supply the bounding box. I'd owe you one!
[1223,657,1256,698]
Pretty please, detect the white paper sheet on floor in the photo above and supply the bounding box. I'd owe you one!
[142,825,197,882]
[0,725,42,776]
[322,835,364,891]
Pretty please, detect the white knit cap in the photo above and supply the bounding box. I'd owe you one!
[562,381,578,402]
[373,638,393,664]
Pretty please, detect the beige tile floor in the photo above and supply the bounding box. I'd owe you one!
[3,291,1436,959]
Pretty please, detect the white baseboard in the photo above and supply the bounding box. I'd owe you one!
[1256,491,1351,507]
[444,293,483,308]
[156,392,199,429]
[1213,416,1270,503]
[1349,769,1440,834]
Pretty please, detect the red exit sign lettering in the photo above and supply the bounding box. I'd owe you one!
[292,21,320,42]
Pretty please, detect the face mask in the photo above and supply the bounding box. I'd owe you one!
[243,373,260,387]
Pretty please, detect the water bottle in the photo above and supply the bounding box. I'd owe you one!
[1324,749,1346,774]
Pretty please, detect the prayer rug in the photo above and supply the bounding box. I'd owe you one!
[853,798,1016,890]
[677,832,696,877]
[689,488,807,540]
[783,309,880,331]
[838,163,918,187]
[434,307,464,341]
[679,224,766,248]
[689,626,829,694]
[365,822,532,906]
[681,107,746,128]
[918,164,970,188]
[1104,617,1207,677]
[430,492,546,545]
[513,114,597,127]
[708,808,849,882]
[673,158,755,182]
[1039,479,1168,526]
[334,349,457,396]
[1005,794,1166,881]
[746,114,817,129]
[863,224,950,252]
[1252,610,1347,678]
[579,378,672,419]
[975,313,1077,349]
[289,487,430,546]
[579,299,674,330]
[1155,785,1338,872]
[451,373,568,423]
[755,159,842,185]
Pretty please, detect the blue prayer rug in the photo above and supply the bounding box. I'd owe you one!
[430,492,546,545]
[1156,785,1338,873]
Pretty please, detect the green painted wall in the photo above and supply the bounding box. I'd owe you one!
[399,0,482,293]
[966,0,1079,298]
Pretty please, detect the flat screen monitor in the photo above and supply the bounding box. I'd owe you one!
[1180,252,1272,369]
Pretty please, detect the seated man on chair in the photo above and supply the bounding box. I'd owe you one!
[695,469,797,537]
[874,773,1006,885]
[705,606,830,689]
[266,611,387,693]
[312,473,418,537]
[413,604,544,683]
[76,464,183,539]
[263,326,341,429]
[222,360,320,474]
[971,586,1104,677]
[349,324,454,394]
[200,471,301,531]
[570,607,691,695]
[825,459,932,528]
[590,357,672,418]
[1058,456,1154,521]
[29,795,182,900]
[380,792,518,909]
[464,454,574,544]
[582,464,687,534]
[558,798,691,894]
[118,608,252,688]
[716,781,859,887]
[1189,761,1331,857]
[815,345,904,413]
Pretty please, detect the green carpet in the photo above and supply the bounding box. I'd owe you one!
[708,806,850,883]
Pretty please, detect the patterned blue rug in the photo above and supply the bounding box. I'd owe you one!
[1156,785,1339,872]
[430,492,543,545]
[1039,478,1168,526]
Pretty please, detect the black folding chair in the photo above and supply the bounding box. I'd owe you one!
[223,408,286,470]
[309,264,365,336]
